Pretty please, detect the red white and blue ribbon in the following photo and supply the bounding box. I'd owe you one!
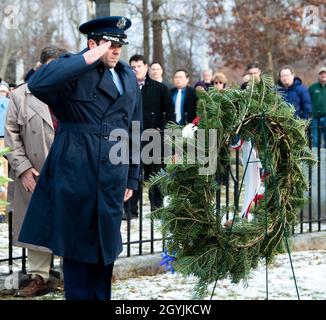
[230,139,265,220]
[230,135,245,151]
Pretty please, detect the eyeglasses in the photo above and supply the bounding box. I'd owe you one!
[214,81,223,85]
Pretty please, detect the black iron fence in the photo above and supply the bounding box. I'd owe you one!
[300,118,326,233]
[0,121,325,275]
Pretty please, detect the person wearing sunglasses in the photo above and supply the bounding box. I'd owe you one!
[213,72,227,91]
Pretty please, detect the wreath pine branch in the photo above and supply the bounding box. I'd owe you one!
[149,75,315,298]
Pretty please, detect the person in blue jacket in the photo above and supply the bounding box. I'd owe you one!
[0,81,10,137]
[18,16,142,300]
[276,65,312,119]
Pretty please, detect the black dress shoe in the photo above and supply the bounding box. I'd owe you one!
[122,212,138,220]
[49,269,61,279]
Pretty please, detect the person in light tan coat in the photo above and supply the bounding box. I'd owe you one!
[4,46,66,297]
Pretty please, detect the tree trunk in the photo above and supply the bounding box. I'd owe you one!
[87,0,96,19]
[163,19,176,73]
[142,0,150,63]
[186,2,197,84]
[0,39,14,80]
[267,51,275,81]
[151,0,164,68]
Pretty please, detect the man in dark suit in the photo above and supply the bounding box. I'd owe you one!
[124,54,174,219]
[19,16,142,300]
[170,69,197,125]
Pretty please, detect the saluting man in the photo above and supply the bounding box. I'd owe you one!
[18,16,142,300]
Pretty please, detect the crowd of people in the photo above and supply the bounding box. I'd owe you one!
[2,60,326,143]
[0,14,325,300]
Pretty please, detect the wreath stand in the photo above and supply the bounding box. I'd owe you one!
[210,113,300,300]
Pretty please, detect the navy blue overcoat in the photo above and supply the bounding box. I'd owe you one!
[18,50,142,265]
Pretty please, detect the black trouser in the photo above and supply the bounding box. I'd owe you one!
[124,163,163,215]
[63,257,114,300]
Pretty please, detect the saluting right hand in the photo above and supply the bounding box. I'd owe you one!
[83,41,112,65]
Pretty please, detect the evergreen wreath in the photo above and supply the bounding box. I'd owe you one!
[149,75,314,298]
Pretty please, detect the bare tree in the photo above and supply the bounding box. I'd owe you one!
[127,0,151,62]
[162,16,176,74]
[304,0,326,64]
[0,1,18,80]
[162,0,207,83]
[87,0,96,19]
[0,0,64,82]
[63,0,86,52]
[142,0,150,62]
[0,29,16,80]
[206,0,326,77]
[151,0,164,67]
[125,0,209,82]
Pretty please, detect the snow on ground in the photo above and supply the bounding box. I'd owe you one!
[0,223,22,262]
[111,250,326,300]
[1,250,325,300]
